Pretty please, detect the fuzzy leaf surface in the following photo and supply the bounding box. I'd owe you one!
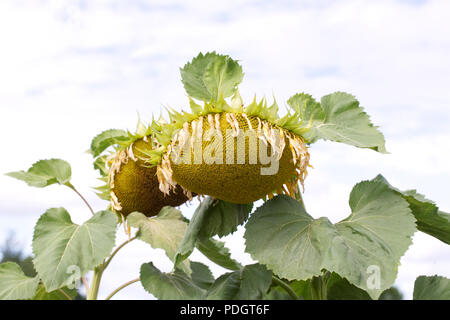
[245,180,416,299]
[0,262,40,300]
[128,207,190,273]
[373,174,450,244]
[32,208,117,291]
[413,275,450,300]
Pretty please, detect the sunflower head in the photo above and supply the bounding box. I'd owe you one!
[91,51,387,209]
[90,122,192,218]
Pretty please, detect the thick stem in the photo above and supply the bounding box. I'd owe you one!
[272,276,301,300]
[86,265,104,300]
[66,183,95,215]
[105,278,140,300]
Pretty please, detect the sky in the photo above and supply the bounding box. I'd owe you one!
[0,0,449,299]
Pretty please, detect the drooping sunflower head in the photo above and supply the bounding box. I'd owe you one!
[91,52,387,209]
[143,53,314,204]
[166,111,309,203]
[90,121,192,217]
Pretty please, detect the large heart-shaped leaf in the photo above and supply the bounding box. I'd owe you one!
[244,180,416,299]
[32,208,117,291]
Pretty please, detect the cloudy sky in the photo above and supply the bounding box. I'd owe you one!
[1,0,449,299]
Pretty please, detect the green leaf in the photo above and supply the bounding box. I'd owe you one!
[244,180,416,299]
[200,200,253,238]
[290,274,401,300]
[287,92,386,152]
[90,129,130,157]
[196,237,242,271]
[32,208,117,291]
[140,262,205,300]
[286,93,324,136]
[174,197,251,268]
[180,52,244,101]
[206,264,272,300]
[326,273,371,300]
[289,280,313,300]
[0,262,40,300]
[263,287,294,300]
[205,272,240,300]
[6,159,72,188]
[379,286,403,300]
[190,262,215,290]
[32,284,77,300]
[413,275,450,300]
[373,174,450,244]
[175,198,215,267]
[127,208,190,274]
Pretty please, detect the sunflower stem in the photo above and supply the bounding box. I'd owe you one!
[272,276,301,300]
[105,278,140,300]
[66,183,95,215]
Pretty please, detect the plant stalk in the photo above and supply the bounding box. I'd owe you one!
[66,183,95,215]
[103,236,137,270]
[272,276,301,300]
[105,278,140,300]
[87,265,105,300]
[294,187,306,211]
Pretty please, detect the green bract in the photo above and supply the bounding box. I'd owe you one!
[89,122,192,218]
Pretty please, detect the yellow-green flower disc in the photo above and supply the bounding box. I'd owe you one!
[160,112,309,204]
[109,138,191,217]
